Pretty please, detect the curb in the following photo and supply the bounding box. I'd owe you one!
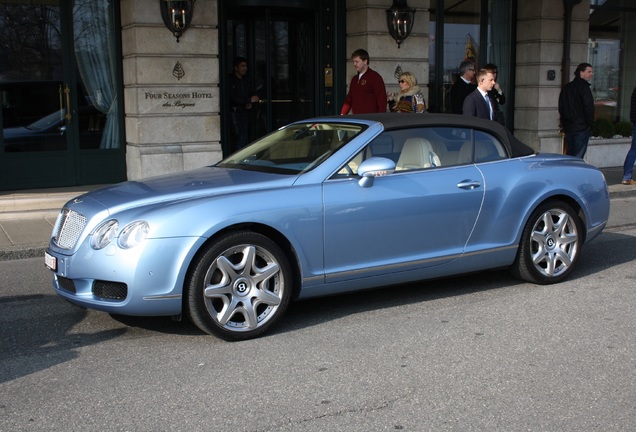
[608,188,636,199]
[0,245,49,261]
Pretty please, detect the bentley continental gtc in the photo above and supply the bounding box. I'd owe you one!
[46,114,610,340]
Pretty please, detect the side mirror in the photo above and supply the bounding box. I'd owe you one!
[357,157,396,188]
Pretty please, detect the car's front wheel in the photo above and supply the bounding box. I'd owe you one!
[185,231,292,341]
[511,200,583,284]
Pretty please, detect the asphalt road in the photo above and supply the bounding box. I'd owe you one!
[1,198,636,431]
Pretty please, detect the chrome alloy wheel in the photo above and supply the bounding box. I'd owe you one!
[203,243,284,331]
[529,207,579,277]
[187,231,292,340]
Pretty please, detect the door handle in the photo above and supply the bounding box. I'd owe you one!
[63,84,72,123]
[58,84,65,123]
[457,180,481,190]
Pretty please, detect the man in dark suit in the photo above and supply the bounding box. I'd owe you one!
[462,68,496,120]
[450,60,476,114]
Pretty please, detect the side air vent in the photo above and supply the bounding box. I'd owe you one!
[92,281,128,301]
[56,276,76,293]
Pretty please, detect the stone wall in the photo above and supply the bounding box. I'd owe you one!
[120,0,221,181]
[588,138,632,168]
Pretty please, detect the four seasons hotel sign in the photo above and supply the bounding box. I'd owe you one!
[144,90,213,109]
[142,62,214,111]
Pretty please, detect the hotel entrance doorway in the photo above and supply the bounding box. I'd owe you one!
[223,4,316,155]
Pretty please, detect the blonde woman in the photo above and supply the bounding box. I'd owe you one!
[387,72,426,113]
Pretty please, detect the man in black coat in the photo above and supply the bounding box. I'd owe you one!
[450,60,476,114]
[229,56,259,151]
[462,68,496,120]
[558,63,594,158]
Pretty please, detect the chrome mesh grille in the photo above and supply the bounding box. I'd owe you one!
[52,209,87,250]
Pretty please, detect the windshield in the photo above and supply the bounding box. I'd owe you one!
[217,122,366,174]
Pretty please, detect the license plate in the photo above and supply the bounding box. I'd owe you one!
[44,252,57,272]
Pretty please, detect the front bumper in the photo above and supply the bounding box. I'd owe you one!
[47,236,205,316]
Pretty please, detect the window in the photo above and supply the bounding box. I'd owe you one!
[428,0,515,125]
[473,130,507,162]
[220,122,364,174]
[429,0,482,114]
[589,2,636,128]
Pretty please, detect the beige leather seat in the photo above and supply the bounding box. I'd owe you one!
[458,140,505,163]
[396,137,441,170]
[458,141,473,164]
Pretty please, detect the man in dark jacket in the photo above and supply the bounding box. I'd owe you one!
[558,63,594,158]
[229,57,259,151]
[450,60,476,114]
[484,63,506,126]
[462,68,496,120]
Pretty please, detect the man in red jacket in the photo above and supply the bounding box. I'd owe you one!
[341,49,387,115]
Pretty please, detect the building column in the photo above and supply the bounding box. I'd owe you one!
[514,0,589,155]
[120,0,221,181]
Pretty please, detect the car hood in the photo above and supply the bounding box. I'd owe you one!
[75,166,299,213]
[2,126,34,140]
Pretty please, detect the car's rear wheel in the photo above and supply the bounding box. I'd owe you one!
[185,231,292,341]
[511,200,583,284]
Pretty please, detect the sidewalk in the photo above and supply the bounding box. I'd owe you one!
[0,184,105,260]
[1,168,635,261]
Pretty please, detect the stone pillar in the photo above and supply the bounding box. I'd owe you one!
[345,0,430,110]
[514,0,589,155]
[120,0,221,181]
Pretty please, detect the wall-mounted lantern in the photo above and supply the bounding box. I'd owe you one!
[386,0,415,48]
[160,0,195,42]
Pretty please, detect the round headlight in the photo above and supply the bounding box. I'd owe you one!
[90,220,118,250]
[118,221,149,249]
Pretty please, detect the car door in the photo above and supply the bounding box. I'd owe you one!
[322,130,484,283]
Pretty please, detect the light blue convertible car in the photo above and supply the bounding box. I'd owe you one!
[46,114,610,340]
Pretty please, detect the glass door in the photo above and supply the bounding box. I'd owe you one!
[224,6,316,155]
[0,0,125,191]
[428,0,482,113]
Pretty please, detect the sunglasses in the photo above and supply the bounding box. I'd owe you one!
[399,80,406,83]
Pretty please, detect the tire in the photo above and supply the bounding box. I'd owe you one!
[185,231,292,341]
[511,200,583,284]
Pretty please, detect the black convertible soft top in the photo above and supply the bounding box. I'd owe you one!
[322,113,536,158]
